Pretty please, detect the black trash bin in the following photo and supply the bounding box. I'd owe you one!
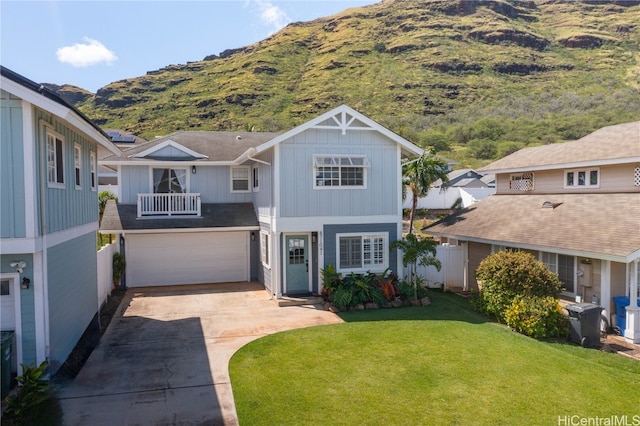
[566,303,602,348]
[1,331,14,399]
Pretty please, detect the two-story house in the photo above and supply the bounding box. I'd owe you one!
[100,105,423,298]
[425,121,640,343]
[0,66,121,376]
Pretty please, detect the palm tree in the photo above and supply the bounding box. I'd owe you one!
[402,148,450,235]
[390,233,441,300]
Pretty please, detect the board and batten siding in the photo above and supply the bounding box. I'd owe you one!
[47,231,98,372]
[497,163,640,194]
[190,166,254,203]
[323,223,398,274]
[119,165,150,204]
[259,222,272,293]
[0,254,36,367]
[33,108,99,234]
[252,150,274,218]
[0,89,27,238]
[278,129,399,218]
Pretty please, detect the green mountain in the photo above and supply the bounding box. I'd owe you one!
[73,0,640,168]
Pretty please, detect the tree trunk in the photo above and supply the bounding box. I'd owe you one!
[409,191,418,235]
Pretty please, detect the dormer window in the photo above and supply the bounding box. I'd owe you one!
[565,168,599,188]
[509,172,534,191]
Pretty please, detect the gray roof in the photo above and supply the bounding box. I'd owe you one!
[102,131,280,162]
[100,200,258,232]
[480,121,640,172]
[425,193,640,261]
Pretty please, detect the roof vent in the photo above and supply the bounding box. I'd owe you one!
[236,135,242,141]
[542,201,562,209]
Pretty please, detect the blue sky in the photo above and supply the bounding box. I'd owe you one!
[1,0,374,93]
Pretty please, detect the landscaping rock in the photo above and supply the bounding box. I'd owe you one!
[355,304,365,310]
[365,303,379,310]
[329,306,340,314]
[410,300,422,307]
[421,297,432,306]
[391,300,403,308]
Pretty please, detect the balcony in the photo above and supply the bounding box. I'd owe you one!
[137,193,201,217]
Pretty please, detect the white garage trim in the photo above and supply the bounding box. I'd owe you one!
[0,273,23,371]
[126,231,250,287]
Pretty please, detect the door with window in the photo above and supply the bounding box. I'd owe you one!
[285,235,310,294]
[1,278,15,331]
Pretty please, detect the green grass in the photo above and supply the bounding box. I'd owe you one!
[230,292,640,425]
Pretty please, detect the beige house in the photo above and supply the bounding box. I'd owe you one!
[426,121,640,344]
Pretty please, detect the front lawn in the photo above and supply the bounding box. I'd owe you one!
[229,292,640,425]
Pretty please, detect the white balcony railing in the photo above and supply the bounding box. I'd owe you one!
[137,193,201,217]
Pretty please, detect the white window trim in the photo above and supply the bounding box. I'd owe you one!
[90,151,97,191]
[541,251,576,296]
[313,154,368,190]
[564,168,600,189]
[46,128,65,189]
[74,143,82,190]
[336,232,388,274]
[260,231,270,268]
[149,167,190,193]
[252,164,260,192]
[231,166,251,193]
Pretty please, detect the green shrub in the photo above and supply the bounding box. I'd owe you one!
[3,361,50,423]
[475,250,563,323]
[505,295,569,338]
[322,269,399,309]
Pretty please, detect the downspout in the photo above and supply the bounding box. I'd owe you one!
[37,119,51,367]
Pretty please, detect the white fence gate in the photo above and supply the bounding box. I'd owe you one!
[97,242,117,308]
[403,244,464,289]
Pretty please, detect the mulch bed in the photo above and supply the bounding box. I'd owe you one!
[52,288,127,384]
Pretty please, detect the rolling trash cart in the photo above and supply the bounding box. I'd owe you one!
[566,303,603,348]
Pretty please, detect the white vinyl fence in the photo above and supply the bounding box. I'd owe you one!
[403,244,464,289]
[97,242,117,308]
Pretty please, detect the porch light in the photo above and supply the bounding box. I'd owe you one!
[21,277,30,289]
[191,165,197,174]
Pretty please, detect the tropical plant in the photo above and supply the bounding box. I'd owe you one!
[112,251,126,290]
[3,361,50,423]
[320,263,341,300]
[474,250,563,323]
[402,149,450,235]
[391,233,441,300]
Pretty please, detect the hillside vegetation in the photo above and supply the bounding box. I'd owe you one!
[72,0,640,168]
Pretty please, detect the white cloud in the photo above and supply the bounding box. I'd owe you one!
[56,37,118,67]
[250,0,292,33]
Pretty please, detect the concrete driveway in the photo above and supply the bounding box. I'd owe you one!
[55,282,342,425]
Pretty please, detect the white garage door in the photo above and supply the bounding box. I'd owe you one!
[126,232,249,287]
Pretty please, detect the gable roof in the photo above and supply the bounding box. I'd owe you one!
[252,105,424,158]
[425,193,640,262]
[1,66,120,156]
[101,131,279,165]
[480,121,640,173]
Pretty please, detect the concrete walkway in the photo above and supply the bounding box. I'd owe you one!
[55,282,342,425]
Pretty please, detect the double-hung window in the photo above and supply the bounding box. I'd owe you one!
[46,131,65,188]
[90,151,97,191]
[336,232,388,273]
[231,166,250,192]
[314,155,368,188]
[74,143,82,189]
[565,168,599,188]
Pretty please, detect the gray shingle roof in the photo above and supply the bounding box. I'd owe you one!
[480,121,640,172]
[425,193,640,260]
[102,131,280,162]
[100,200,258,232]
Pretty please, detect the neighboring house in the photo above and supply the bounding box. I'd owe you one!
[0,66,121,374]
[100,105,423,297]
[402,168,496,210]
[425,121,640,343]
[97,129,147,197]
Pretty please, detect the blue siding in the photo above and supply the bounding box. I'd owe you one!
[0,254,37,367]
[33,108,99,234]
[279,129,399,218]
[120,165,149,203]
[252,150,274,218]
[47,232,98,372]
[0,90,27,238]
[323,223,398,274]
[191,166,253,203]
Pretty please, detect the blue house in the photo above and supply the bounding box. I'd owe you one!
[0,67,120,374]
[100,105,423,298]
